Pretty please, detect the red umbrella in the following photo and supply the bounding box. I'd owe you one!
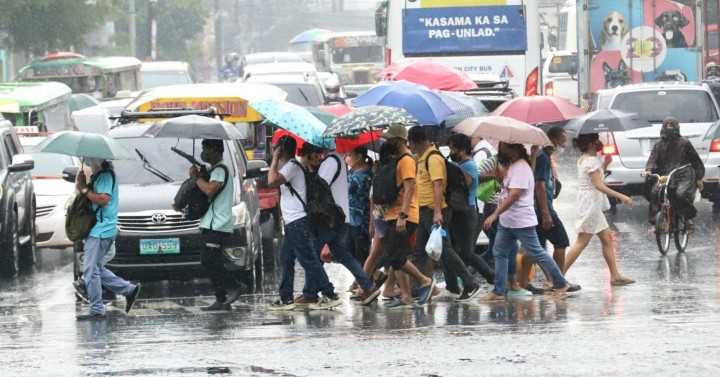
[335,130,382,154]
[317,103,352,117]
[271,129,305,155]
[394,61,477,91]
[492,96,585,125]
[377,61,408,80]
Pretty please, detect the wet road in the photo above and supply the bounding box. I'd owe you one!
[3,154,720,376]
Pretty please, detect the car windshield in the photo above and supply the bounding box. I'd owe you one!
[141,71,192,90]
[549,55,577,74]
[273,83,324,106]
[112,138,234,185]
[331,46,383,64]
[612,90,719,123]
[28,152,76,178]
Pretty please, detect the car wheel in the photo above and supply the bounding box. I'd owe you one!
[19,201,37,272]
[0,211,20,278]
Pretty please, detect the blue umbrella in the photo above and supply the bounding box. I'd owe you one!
[437,91,488,128]
[352,80,454,126]
[251,99,335,149]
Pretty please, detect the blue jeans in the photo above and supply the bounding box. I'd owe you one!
[492,225,568,295]
[83,237,136,315]
[279,218,335,302]
[312,223,373,292]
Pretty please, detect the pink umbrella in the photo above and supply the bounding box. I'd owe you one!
[454,116,551,146]
[393,61,478,91]
[317,103,352,117]
[492,96,585,125]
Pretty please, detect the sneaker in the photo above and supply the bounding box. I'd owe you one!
[76,312,106,321]
[268,299,296,311]
[383,298,415,309]
[73,280,89,304]
[506,288,533,298]
[125,284,141,314]
[201,300,232,311]
[309,295,342,310]
[416,278,435,305]
[525,284,547,295]
[359,284,383,306]
[456,285,481,302]
[293,295,318,309]
[566,283,582,292]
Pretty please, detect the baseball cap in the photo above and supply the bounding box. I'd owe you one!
[382,124,408,140]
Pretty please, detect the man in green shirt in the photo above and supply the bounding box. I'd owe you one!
[191,139,239,311]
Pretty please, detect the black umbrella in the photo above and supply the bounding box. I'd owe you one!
[142,115,244,140]
[322,106,416,138]
[565,109,645,135]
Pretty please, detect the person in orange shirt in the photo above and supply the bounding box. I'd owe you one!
[408,126,481,302]
[376,125,434,308]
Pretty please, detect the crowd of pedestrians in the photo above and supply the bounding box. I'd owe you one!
[261,124,636,311]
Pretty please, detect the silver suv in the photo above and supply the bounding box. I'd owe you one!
[594,82,720,209]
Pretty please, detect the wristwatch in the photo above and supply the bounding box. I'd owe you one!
[399,212,408,220]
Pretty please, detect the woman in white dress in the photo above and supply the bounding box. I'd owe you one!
[563,133,636,286]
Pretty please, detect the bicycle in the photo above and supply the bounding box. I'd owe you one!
[643,164,692,255]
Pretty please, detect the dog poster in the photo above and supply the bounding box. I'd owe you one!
[588,0,699,91]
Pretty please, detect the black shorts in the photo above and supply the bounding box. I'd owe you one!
[381,221,418,270]
[536,211,570,249]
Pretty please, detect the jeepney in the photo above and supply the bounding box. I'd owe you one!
[124,83,287,258]
[18,52,141,100]
[0,82,73,134]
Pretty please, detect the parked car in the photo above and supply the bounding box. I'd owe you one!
[0,120,36,277]
[140,61,193,90]
[245,74,326,107]
[68,122,267,286]
[242,52,305,69]
[20,136,79,249]
[542,50,579,105]
[596,82,720,210]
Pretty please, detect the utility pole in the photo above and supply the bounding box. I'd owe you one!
[215,0,224,70]
[149,0,158,60]
[129,0,136,57]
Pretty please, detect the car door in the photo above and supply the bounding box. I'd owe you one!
[2,132,27,224]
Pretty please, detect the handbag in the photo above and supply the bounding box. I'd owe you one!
[476,179,500,203]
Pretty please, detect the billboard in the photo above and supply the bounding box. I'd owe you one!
[588,0,700,90]
[402,5,527,55]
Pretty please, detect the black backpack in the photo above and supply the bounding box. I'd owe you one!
[66,170,115,242]
[174,164,229,220]
[372,153,413,205]
[286,159,345,232]
[425,150,470,212]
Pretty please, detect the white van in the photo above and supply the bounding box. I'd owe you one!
[542,51,579,105]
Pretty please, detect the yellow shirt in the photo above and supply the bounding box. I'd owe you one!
[417,146,447,208]
[384,155,420,224]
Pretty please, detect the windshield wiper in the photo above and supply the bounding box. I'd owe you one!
[135,149,173,183]
[298,88,311,105]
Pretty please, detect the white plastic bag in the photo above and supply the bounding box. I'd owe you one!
[425,225,444,262]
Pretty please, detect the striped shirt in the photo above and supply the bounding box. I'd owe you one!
[477,156,500,205]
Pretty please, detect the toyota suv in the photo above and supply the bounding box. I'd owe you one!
[595,82,720,209]
[68,122,268,287]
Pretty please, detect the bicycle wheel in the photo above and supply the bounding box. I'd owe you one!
[655,211,671,255]
[674,215,689,253]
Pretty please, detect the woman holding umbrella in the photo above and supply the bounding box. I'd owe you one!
[562,134,635,286]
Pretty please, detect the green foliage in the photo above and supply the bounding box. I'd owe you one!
[130,0,208,61]
[0,0,118,55]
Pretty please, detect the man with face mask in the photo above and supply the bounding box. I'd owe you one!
[645,117,705,227]
[190,139,240,311]
[75,158,140,320]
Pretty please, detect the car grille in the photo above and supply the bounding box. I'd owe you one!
[353,70,371,84]
[36,205,56,218]
[118,213,200,233]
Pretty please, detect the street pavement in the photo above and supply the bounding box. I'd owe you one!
[2,153,720,376]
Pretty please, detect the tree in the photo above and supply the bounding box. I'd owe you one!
[0,0,118,56]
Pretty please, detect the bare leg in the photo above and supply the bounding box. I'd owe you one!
[564,233,593,274]
[553,247,566,275]
[363,232,383,276]
[382,270,398,297]
[598,229,634,284]
[402,260,432,287]
[395,270,414,305]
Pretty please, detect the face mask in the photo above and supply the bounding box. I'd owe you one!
[449,152,461,163]
[84,158,103,171]
[661,127,680,140]
[200,150,211,163]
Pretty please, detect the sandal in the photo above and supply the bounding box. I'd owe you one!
[611,277,636,286]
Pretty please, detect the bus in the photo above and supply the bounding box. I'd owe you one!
[375,0,542,97]
[705,0,720,69]
[18,52,141,100]
[0,82,72,134]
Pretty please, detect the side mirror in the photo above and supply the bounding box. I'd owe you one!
[9,154,34,173]
[245,159,269,179]
[62,166,79,183]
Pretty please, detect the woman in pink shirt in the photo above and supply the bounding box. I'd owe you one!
[481,143,580,302]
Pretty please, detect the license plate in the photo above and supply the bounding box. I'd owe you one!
[140,238,180,255]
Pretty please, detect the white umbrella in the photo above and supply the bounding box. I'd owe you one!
[454,116,551,146]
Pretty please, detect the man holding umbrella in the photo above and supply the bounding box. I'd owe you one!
[75,158,140,320]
